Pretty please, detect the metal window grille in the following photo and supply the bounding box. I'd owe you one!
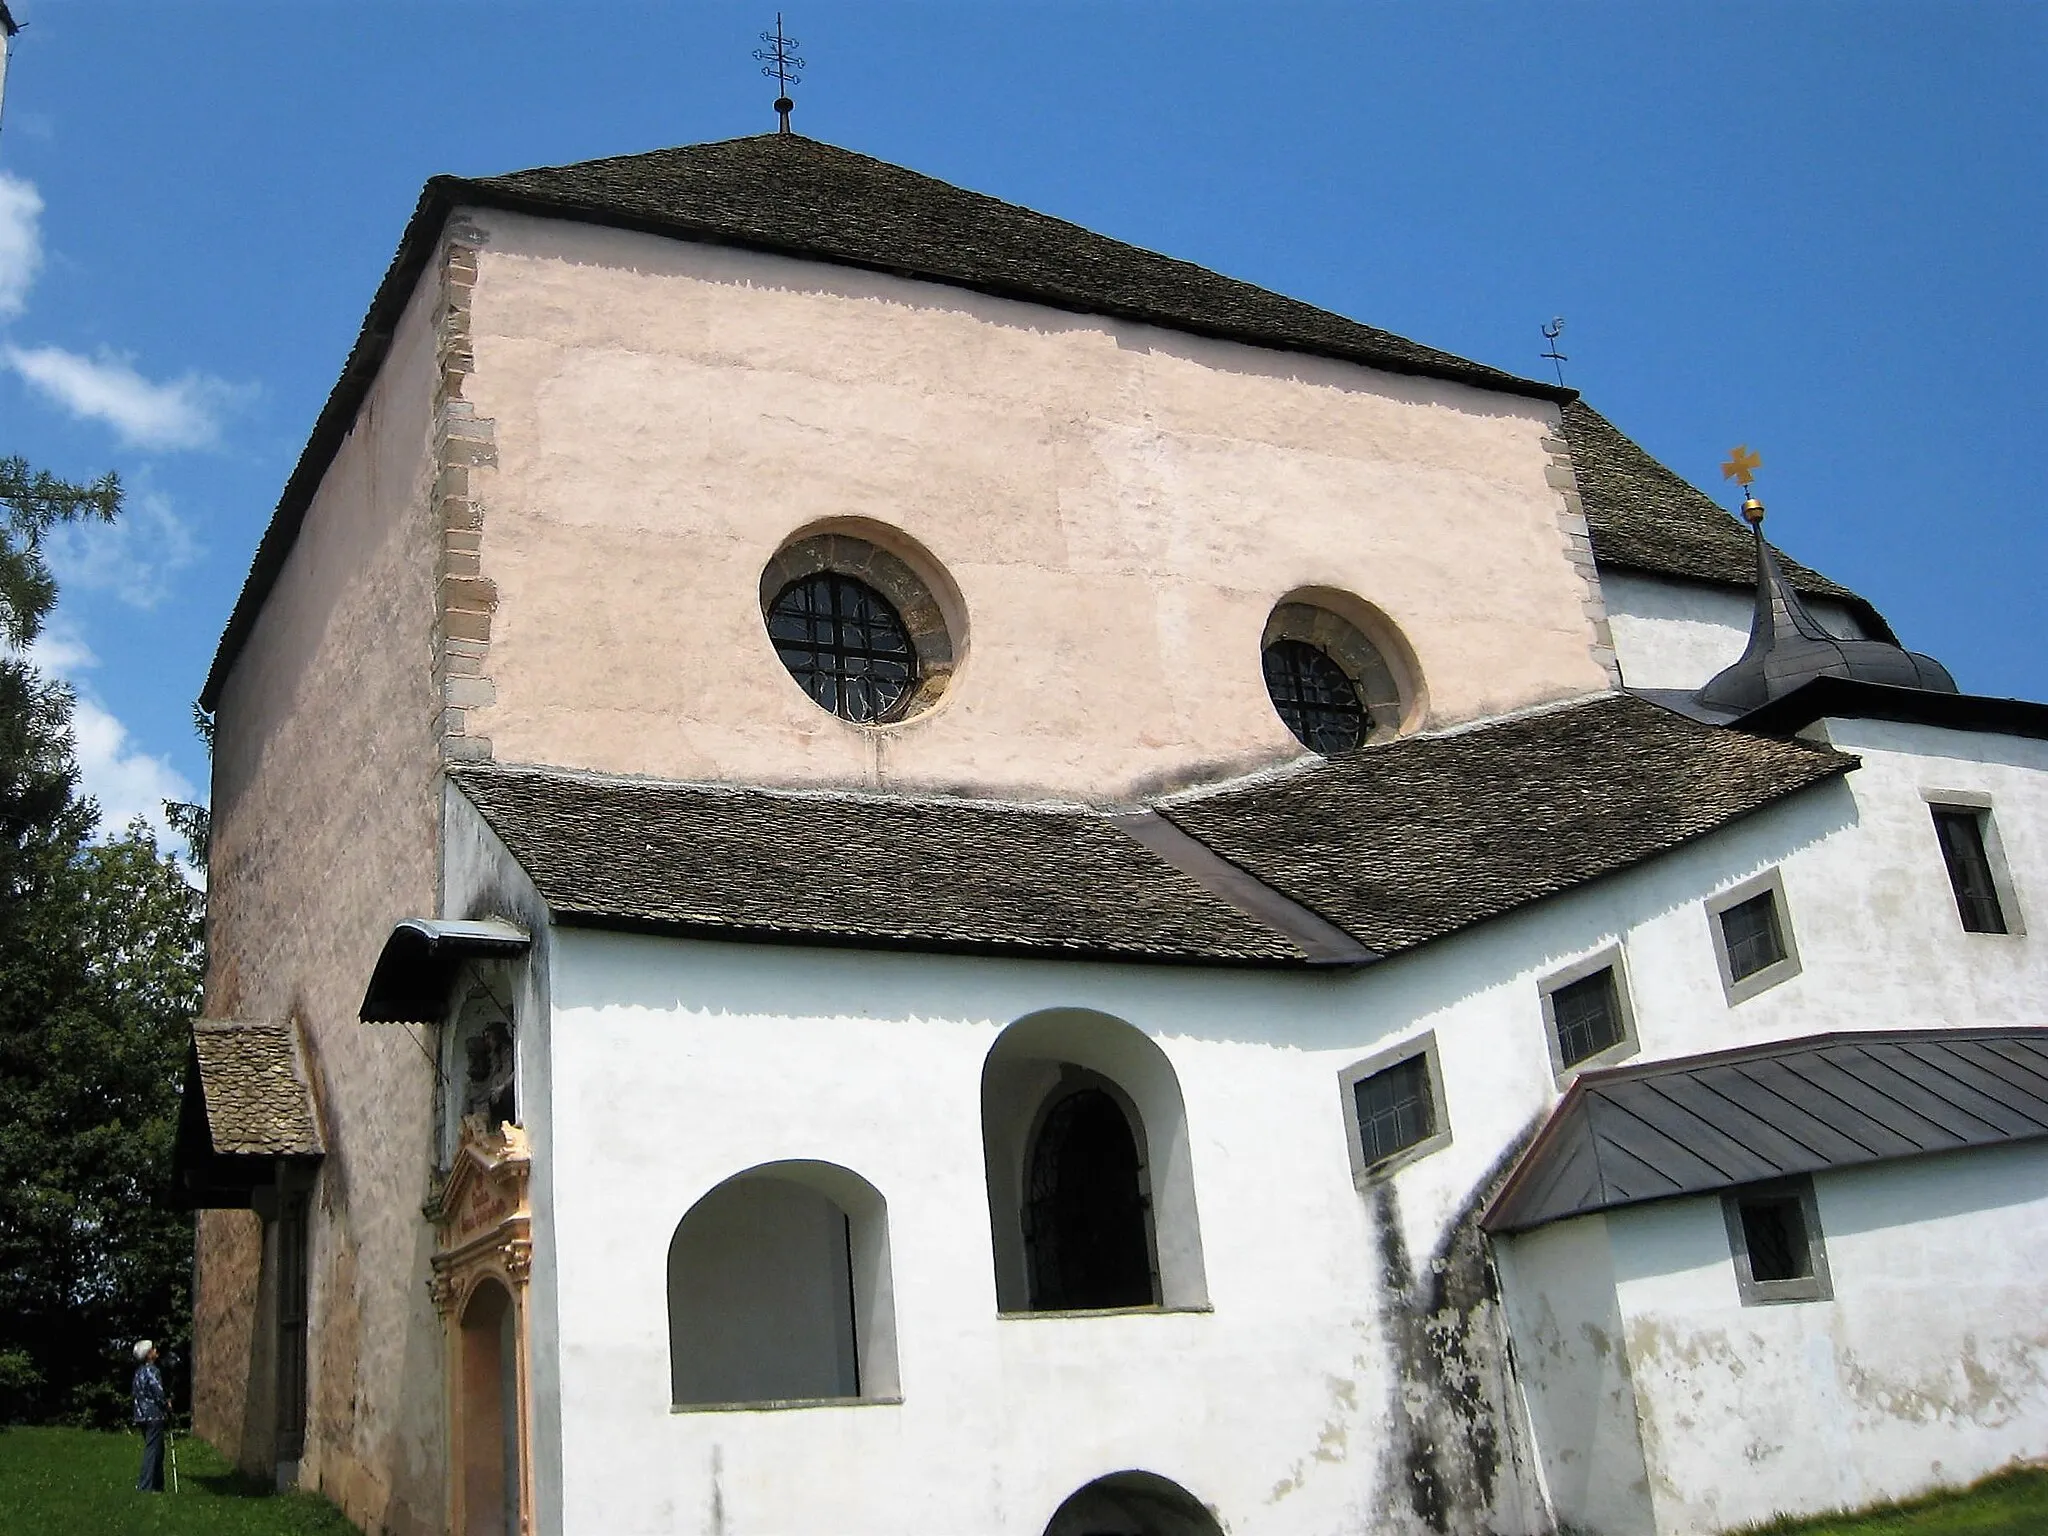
[1353,1054,1435,1167]
[1719,891,1786,981]
[1932,808,2007,934]
[766,572,918,724]
[1738,1196,1811,1283]
[1022,1089,1156,1311]
[1262,639,1367,754]
[1550,968,1624,1067]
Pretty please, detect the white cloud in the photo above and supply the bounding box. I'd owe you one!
[68,693,198,850]
[0,171,41,319]
[44,487,202,610]
[3,344,244,450]
[19,623,202,862]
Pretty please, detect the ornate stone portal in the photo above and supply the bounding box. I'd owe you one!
[430,1117,534,1536]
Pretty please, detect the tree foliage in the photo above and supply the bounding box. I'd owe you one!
[0,460,203,1424]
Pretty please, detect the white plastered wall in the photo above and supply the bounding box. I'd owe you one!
[1602,570,1868,693]
[528,718,2048,1535]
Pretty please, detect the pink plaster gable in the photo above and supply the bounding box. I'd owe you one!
[458,209,1614,802]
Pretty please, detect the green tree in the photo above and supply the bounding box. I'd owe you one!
[0,459,203,1424]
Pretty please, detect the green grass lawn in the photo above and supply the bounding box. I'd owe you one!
[1733,1465,2048,1535]
[0,1427,359,1536]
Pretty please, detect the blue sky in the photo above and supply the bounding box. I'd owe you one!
[0,1,2041,843]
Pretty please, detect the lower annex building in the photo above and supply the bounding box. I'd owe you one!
[172,132,2048,1536]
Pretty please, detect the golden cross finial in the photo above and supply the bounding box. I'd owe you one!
[1721,445,1762,487]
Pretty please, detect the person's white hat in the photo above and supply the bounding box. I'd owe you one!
[132,1340,153,1361]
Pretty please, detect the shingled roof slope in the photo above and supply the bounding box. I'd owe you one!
[190,1021,323,1157]
[1157,693,1855,956]
[450,696,1850,966]
[448,766,1307,964]
[466,135,1559,401]
[1563,402,1891,636]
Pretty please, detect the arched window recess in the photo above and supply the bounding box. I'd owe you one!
[982,1010,1210,1316]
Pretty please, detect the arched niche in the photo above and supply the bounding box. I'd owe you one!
[982,1009,1209,1313]
[1043,1470,1226,1536]
[457,1279,520,1536]
[667,1160,900,1408]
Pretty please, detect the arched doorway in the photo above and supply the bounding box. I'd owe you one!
[1043,1471,1225,1536]
[1025,1087,1155,1310]
[458,1280,520,1536]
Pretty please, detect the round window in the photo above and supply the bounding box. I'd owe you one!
[1262,638,1368,754]
[759,527,963,725]
[766,571,919,724]
[1260,596,1413,753]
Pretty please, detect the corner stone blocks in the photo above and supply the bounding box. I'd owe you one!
[1543,430,1622,686]
[434,223,499,763]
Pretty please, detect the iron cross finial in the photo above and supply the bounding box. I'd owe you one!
[1721,445,1762,487]
[753,13,805,134]
[1539,318,1568,388]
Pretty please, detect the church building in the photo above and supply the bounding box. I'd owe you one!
[175,130,2048,1536]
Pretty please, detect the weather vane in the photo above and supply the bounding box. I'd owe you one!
[1721,444,1765,525]
[1539,318,1568,388]
[753,13,804,135]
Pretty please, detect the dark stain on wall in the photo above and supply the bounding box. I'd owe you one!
[1372,1121,1546,1534]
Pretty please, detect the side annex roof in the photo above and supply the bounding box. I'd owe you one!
[448,694,1853,966]
[1484,1027,2048,1234]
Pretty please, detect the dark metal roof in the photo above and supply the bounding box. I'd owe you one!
[1156,693,1854,957]
[1561,402,1893,638]
[1734,677,2048,744]
[1696,528,1953,713]
[359,918,532,1024]
[1484,1027,2048,1234]
[444,695,1850,966]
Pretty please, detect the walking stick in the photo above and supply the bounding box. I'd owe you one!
[168,1423,178,1493]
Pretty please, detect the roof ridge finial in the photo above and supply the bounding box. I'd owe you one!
[1539,317,1568,388]
[753,13,805,135]
[1721,442,1765,527]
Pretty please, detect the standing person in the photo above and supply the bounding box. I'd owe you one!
[131,1340,168,1493]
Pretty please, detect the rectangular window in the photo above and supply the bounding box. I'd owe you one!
[1722,1177,1832,1305]
[1355,1055,1434,1167]
[1708,870,1802,1005]
[1551,969,1624,1067]
[1719,892,1785,981]
[1932,806,2008,934]
[1337,1034,1451,1183]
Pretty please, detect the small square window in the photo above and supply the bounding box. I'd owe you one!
[1931,806,2009,934]
[1719,893,1785,981]
[1337,1034,1451,1183]
[1355,1056,1434,1166]
[1539,949,1639,1081]
[1722,1177,1831,1305]
[1706,871,1802,1005]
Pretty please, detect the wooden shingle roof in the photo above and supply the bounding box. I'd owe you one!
[450,695,1853,966]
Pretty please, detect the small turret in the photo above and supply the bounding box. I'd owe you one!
[1695,460,1956,714]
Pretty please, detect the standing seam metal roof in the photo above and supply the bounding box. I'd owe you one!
[1483,1027,2048,1234]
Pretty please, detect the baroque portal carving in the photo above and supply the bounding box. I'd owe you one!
[432,1116,534,1536]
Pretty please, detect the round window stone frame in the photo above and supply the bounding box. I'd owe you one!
[759,527,962,724]
[1261,593,1421,747]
